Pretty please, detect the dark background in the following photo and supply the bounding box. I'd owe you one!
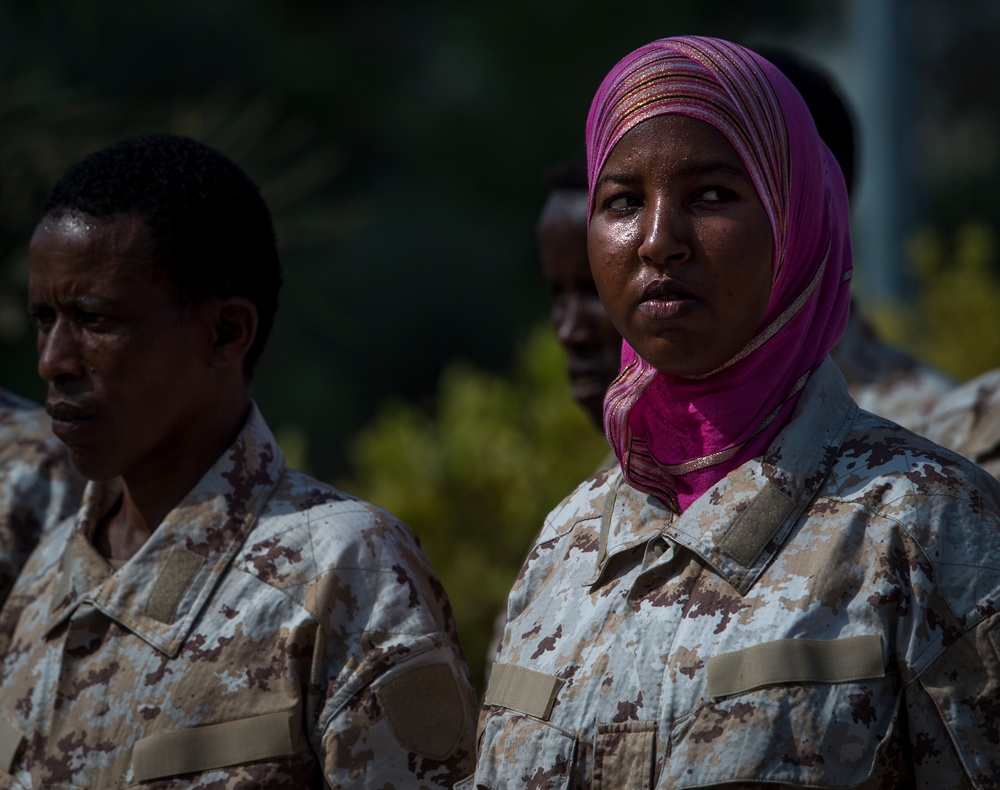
[1,0,997,483]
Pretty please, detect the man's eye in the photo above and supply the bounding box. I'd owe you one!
[28,309,53,329]
[78,310,110,327]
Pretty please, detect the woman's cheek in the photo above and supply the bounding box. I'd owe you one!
[591,220,638,272]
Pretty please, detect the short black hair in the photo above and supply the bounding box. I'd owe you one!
[41,133,282,377]
[755,47,857,196]
[543,153,588,192]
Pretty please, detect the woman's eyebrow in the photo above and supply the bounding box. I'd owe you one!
[593,171,640,192]
[680,160,750,180]
[595,160,752,191]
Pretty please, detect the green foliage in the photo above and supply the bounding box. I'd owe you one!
[338,325,610,693]
[868,221,1000,382]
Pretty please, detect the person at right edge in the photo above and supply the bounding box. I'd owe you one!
[919,369,1000,480]
[463,36,1000,788]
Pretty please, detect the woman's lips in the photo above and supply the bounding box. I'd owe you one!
[638,280,699,319]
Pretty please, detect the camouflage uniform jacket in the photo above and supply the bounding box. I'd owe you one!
[831,312,953,433]
[0,404,476,788]
[918,368,1000,481]
[0,387,82,608]
[469,359,1000,789]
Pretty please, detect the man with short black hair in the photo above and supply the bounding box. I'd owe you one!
[0,133,475,788]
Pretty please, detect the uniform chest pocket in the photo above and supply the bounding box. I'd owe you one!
[470,711,577,790]
[661,636,904,788]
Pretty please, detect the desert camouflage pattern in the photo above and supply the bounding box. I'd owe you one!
[0,387,83,607]
[831,312,953,433]
[0,404,476,788]
[468,358,1000,789]
[918,368,1000,481]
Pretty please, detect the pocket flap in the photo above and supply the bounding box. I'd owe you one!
[132,711,297,782]
[708,634,884,698]
[0,717,23,774]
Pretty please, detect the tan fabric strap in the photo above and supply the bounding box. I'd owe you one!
[484,663,564,721]
[0,717,23,774]
[144,547,205,624]
[707,634,884,699]
[718,482,794,568]
[131,711,296,781]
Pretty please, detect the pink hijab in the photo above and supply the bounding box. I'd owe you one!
[589,37,852,513]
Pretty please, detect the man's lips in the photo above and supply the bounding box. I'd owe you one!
[45,400,95,434]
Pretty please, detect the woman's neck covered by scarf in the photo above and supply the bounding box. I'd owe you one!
[588,36,852,513]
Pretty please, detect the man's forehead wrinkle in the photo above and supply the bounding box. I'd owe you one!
[29,218,160,305]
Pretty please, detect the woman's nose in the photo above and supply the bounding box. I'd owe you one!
[637,198,690,269]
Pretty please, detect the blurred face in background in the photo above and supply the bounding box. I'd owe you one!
[538,188,622,428]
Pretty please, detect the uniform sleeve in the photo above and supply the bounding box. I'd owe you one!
[320,644,477,790]
[909,611,1000,787]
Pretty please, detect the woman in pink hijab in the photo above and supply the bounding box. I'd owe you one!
[463,37,1000,788]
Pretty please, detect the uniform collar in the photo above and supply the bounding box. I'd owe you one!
[44,403,286,656]
[592,358,857,595]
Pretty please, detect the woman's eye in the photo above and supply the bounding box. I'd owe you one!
[605,194,640,211]
[696,187,736,204]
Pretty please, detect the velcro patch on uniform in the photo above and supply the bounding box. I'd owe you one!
[718,482,794,568]
[132,711,296,781]
[483,663,564,721]
[376,663,467,761]
[0,716,23,774]
[707,634,884,699]
[144,547,205,624]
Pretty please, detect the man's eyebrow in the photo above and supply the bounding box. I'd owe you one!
[27,293,118,312]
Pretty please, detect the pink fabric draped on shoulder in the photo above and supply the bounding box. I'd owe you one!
[588,36,853,512]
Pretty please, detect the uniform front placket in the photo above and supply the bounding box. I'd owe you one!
[36,538,118,785]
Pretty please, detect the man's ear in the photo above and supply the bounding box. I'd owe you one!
[209,297,258,369]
